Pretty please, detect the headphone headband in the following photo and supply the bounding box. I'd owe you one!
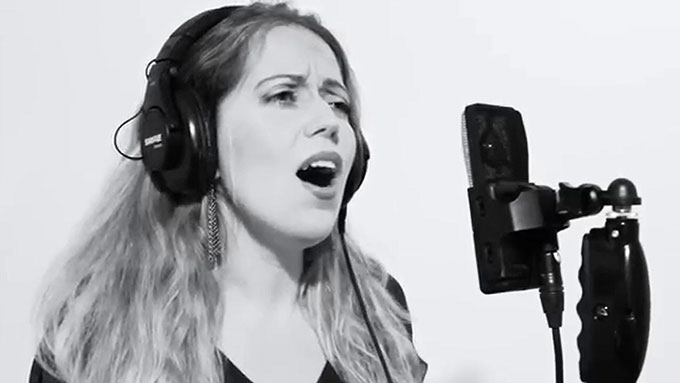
[156,6,242,62]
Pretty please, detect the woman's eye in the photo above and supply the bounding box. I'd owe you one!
[329,101,350,116]
[268,90,297,106]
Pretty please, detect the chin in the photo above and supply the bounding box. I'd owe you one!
[297,230,333,249]
[287,212,337,248]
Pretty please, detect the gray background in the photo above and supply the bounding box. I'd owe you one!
[1,0,678,382]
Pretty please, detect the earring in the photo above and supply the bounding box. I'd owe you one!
[205,184,222,269]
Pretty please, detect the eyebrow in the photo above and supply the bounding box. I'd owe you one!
[255,74,349,98]
[256,74,306,88]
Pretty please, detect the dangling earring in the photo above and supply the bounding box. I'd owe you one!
[205,183,222,269]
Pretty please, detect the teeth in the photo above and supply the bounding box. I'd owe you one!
[305,160,336,170]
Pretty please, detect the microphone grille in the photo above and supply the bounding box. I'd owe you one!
[461,112,474,188]
[462,104,529,188]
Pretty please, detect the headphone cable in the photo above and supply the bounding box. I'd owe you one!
[338,207,395,383]
[113,107,143,161]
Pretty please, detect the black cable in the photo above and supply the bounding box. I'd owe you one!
[338,208,394,383]
[145,58,177,79]
[538,248,564,383]
[113,107,143,160]
[552,327,564,383]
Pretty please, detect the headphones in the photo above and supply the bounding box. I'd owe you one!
[139,6,370,205]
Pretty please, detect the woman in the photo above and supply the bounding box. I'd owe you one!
[29,3,427,383]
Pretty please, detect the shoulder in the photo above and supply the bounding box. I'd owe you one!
[384,274,415,339]
[384,274,429,380]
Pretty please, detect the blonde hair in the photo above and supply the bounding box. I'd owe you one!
[32,3,425,383]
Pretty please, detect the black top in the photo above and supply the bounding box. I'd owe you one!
[29,276,427,383]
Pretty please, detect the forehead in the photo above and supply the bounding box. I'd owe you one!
[242,25,344,85]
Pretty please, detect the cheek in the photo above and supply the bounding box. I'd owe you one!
[343,125,359,170]
[217,120,292,199]
[218,112,279,168]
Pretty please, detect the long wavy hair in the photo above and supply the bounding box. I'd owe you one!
[31,3,425,383]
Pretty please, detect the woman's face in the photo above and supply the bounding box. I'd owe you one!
[216,25,357,250]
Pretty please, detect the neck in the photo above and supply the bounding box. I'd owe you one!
[218,209,305,315]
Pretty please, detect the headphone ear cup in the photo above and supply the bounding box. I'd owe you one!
[156,86,217,203]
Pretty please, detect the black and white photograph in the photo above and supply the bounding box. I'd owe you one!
[1,1,678,382]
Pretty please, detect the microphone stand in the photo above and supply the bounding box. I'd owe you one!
[470,178,650,383]
[566,180,651,383]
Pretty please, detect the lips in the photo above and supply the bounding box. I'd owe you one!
[297,151,343,175]
[296,151,343,194]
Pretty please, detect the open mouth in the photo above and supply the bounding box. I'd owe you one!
[295,152,343,189]
[296,160,337,187]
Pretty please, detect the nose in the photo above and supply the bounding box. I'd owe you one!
[304,97,340,144]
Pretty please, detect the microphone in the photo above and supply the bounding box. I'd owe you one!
[462,104,565,302]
